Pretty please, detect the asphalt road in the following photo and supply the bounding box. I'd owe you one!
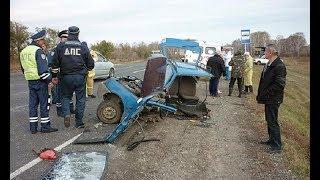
[10,60,147,179]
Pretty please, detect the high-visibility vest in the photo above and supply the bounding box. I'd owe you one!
[20,45,41,80]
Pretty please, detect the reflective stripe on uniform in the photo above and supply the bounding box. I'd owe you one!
[40,117,50,123]
[40,120,50,123]
[29,116,38,122]
[51,68,59,73]
[40,72,50,80]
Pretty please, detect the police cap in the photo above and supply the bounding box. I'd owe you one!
[68,26,80,34]
[58,30,68,38]
[31,30,46,41]
[82,41,88,46]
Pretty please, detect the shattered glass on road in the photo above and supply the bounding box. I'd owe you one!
[42,151,108,180]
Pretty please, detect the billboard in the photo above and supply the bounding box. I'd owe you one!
[241,29,250,44]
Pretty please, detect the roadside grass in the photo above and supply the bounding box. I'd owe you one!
[245,57,310,178]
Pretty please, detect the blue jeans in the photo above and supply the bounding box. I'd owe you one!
[225,67,231,80]
[61,74,86,125]
[209,77,219,96]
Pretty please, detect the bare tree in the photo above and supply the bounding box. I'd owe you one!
[251,31,270,46]
[249,31,271,54]
[232,39,242,53]
[10,21,30,64]
[286,32,307,60]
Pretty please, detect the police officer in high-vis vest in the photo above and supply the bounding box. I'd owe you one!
[20,30,58,134]
[51,26,94,128]
[47,30,75,117]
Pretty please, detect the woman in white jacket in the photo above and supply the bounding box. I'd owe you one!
[224,49,233,81]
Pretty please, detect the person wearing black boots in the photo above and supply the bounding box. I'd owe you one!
[228,50,245,98]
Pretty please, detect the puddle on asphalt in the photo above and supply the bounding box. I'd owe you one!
[42,151,107,180]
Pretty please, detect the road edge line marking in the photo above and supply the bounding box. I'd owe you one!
[10,133,83,179]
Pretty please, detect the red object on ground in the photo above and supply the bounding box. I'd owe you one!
[37,149,57,160]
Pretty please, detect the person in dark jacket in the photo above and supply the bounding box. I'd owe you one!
[206,51,226,96]
[51,26,94,129]
[256,44,286,153]
[48,30,76,117]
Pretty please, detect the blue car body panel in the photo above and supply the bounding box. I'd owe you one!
[102,38,214,143]
[104,78,139,121]
[174,62,212,77]
[104,77,177,143]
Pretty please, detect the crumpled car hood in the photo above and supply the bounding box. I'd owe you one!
[174,62,212,77]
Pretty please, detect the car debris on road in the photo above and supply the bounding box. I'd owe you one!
[74,38,215,145]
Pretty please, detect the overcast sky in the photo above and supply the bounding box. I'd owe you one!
[10,0,310,46]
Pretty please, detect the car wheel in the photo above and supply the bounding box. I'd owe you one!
[97,96,122,124]
[109,68,115,77]
[257,61,261,65]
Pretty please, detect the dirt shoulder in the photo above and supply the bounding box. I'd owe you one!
[100,78,295,179]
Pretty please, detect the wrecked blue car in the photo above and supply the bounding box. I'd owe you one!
[94,38,213,143]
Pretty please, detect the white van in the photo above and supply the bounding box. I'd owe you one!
[198,41,221,67]
[184,41,221,67]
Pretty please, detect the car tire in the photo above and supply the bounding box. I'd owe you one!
[257,61,261,65]
[97,96,122,124]
[109,68,115,77]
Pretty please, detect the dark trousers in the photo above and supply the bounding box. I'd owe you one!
[61,74,86,125]
[52,80,61,104]
[209,77,220,95]
[229,77,243,92]
[28,80,51,131]
[52,76,74,116]
[265,104,282,148]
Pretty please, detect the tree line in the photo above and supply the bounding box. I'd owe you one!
[10,21,160,67]
[230,31,309,58]
[10,20,309,70]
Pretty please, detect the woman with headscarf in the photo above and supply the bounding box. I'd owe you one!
[243,52,254,93]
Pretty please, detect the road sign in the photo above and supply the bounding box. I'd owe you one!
[241,29,250,44]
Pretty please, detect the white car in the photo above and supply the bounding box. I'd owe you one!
[90,50,115,79]
[254,55,269,65]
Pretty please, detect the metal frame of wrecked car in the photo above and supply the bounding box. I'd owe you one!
[101,77,177,143]
[78,38,213,144]
[101,60,212,143]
